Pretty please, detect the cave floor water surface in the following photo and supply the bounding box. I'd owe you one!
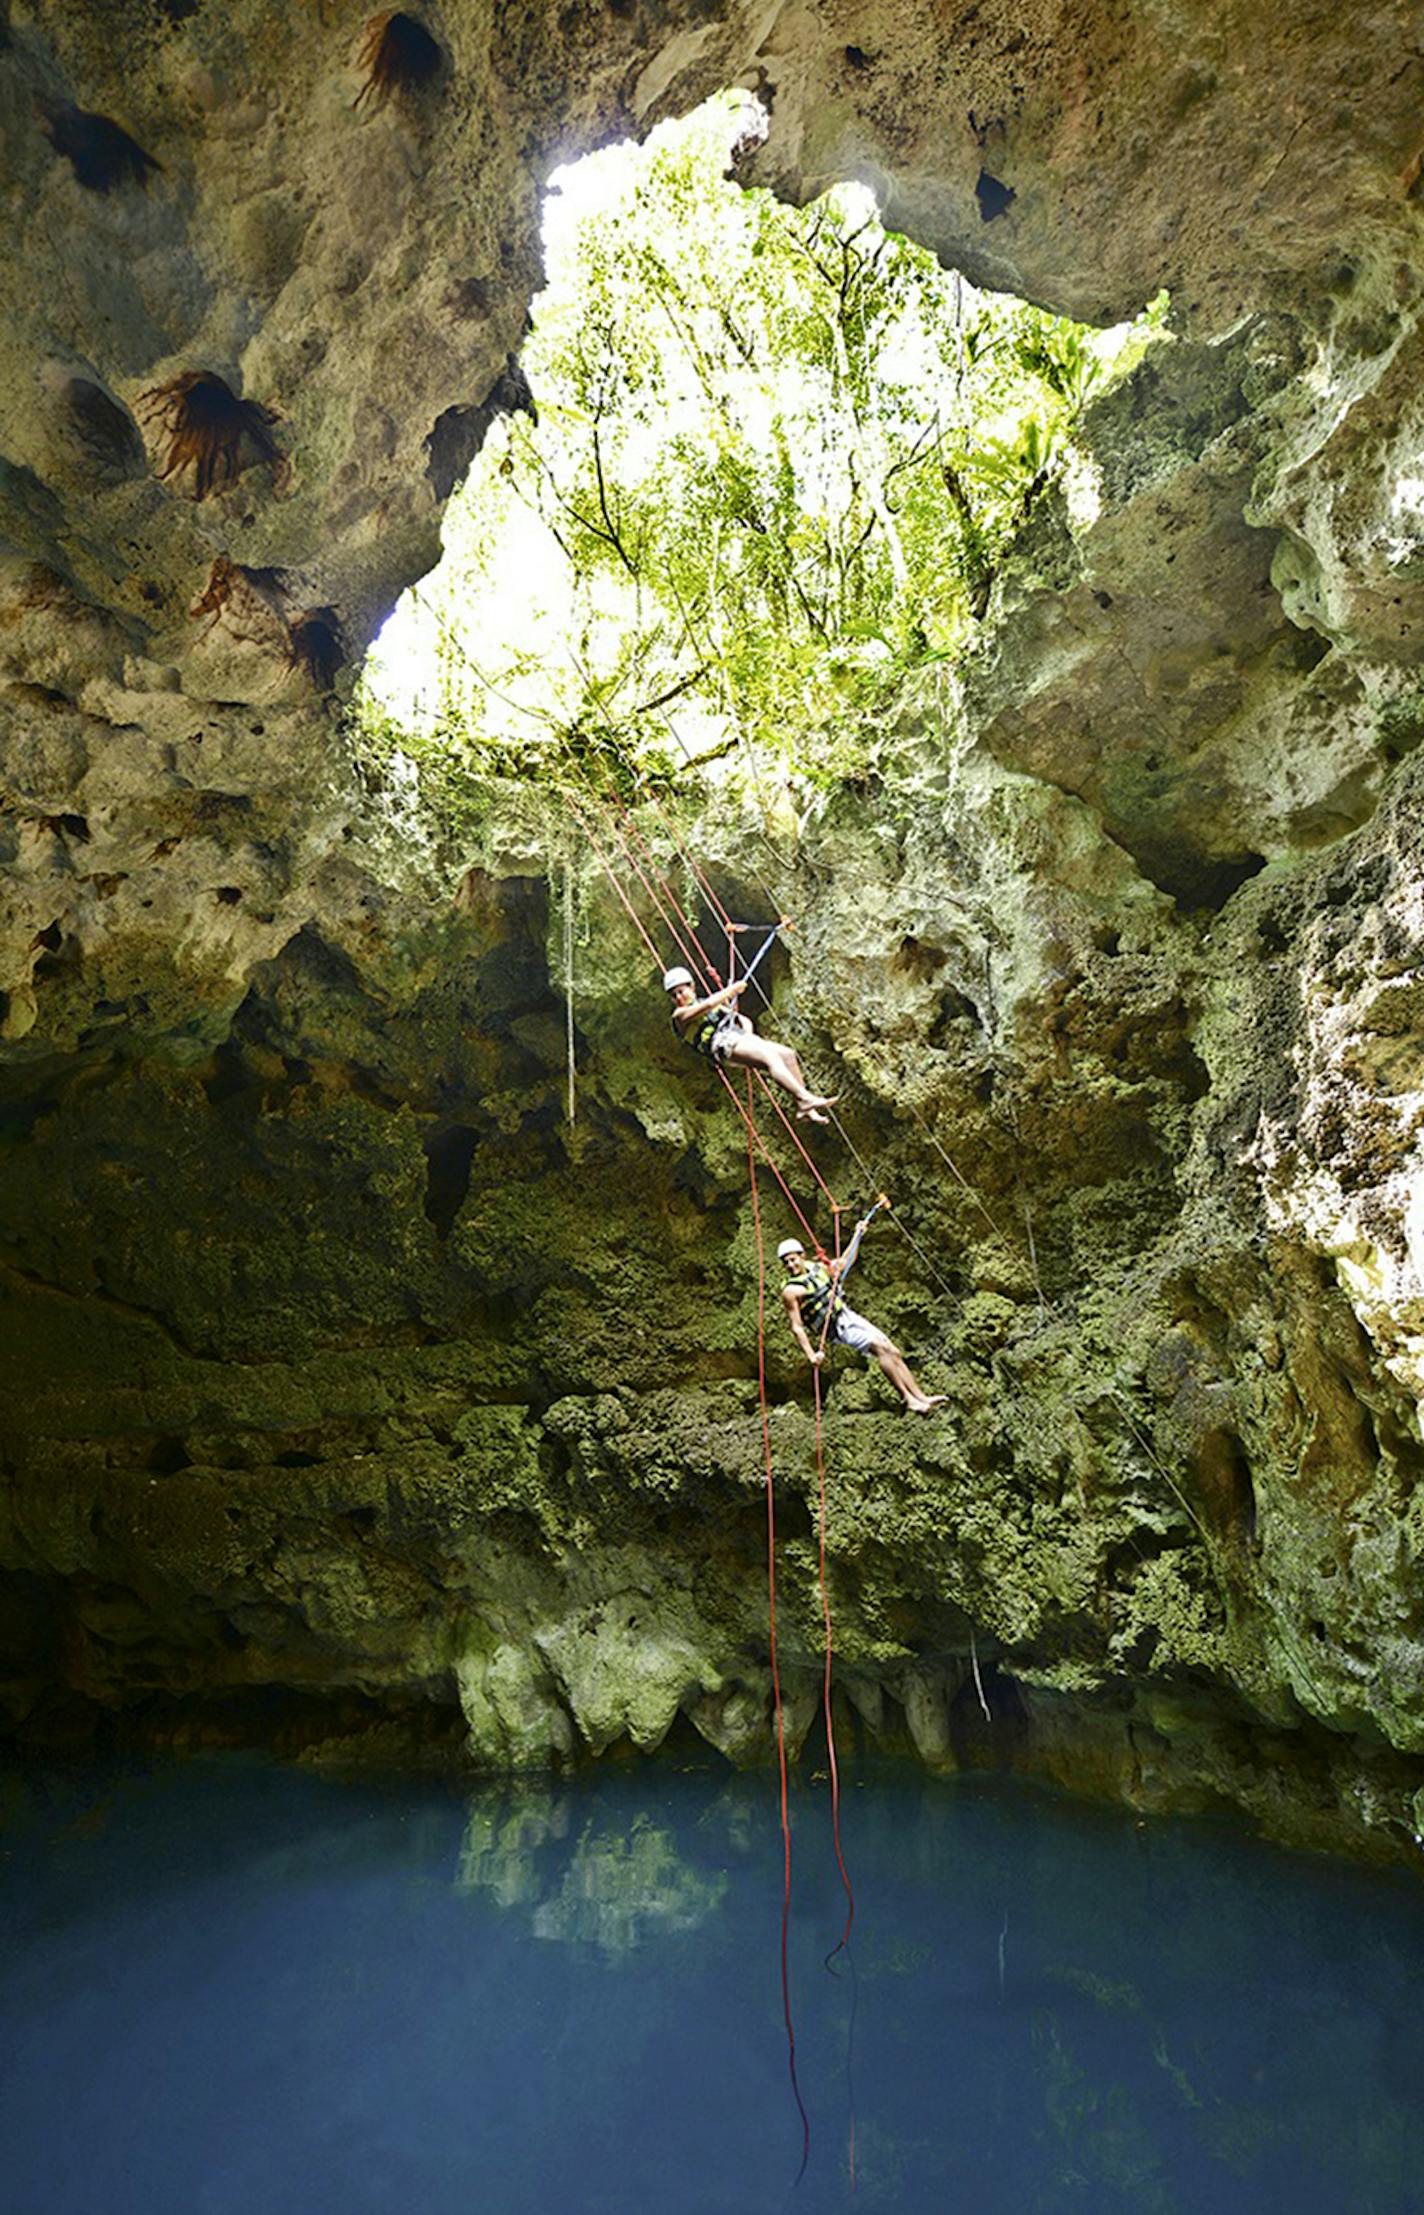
[1,1755,1421,2215]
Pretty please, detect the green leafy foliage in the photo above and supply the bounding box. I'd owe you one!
[359,94,1166,808]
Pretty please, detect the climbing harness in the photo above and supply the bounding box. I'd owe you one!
[792,1256,844,1335]
[673,1001,744,1062]
[786,1195,891,1339]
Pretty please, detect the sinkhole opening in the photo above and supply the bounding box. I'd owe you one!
[354,90,1166,831]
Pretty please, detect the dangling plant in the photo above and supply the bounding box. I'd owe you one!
[139,372,287,500]
[354,12,443,110]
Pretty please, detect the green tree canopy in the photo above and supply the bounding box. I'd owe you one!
[362,93,1164,803]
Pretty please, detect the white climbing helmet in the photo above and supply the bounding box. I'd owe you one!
[662,966,694,990]
[777,1238,804,1260]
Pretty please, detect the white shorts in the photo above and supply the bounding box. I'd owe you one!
[831,1306,889,1356]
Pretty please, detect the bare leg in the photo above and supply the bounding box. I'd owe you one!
[723,1033,838,1117]
[873,1340,947,1414]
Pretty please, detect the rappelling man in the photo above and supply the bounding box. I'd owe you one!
[664,967,839,1123]
[779,1218,946,1413]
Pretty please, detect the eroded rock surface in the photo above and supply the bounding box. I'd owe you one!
[3,1,1424,1865]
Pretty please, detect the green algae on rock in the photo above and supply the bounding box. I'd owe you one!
[3,0,1424,1873]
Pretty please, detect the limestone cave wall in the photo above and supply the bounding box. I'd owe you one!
[3,0,1424,1863]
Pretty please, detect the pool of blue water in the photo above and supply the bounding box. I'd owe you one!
[2,1755,1421,2215]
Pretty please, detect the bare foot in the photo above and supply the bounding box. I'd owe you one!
[911,1394,948,1414]
[796,1106,831,1125]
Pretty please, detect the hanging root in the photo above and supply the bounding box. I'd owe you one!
[969,1626,992,1724]
[188,560,293,670]
[354,12,443,110]
[38,101,159,193]
[138,372,288,500]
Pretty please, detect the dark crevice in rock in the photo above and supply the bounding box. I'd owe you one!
[422,1123,479,1237]
[286,607,346,694]
[202,1039,255,1106]
[975,169,1016,222]
[39,105,160,194]
[355,12,445,113]
[425,359,537,501]
[1154,848,1268,913]
[56,379,145,475]
[146,1438,194,1476]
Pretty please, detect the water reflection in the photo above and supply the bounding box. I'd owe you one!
[1,1760,1422,2214]
[456,1786,728,1949]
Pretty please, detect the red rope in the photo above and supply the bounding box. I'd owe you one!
[566,794,665,969]
[810,1218,857,2186]
[755,1073,844,1216]
[579,784,713,985]
[600,782,726,984]
[573,774,853,2180]
[609,793,846,1218]
[717,1065,823,1257]
[812,1234,855,1959]
[746,1071,810,2181]
[633,778,742,949]
[576,771,852,1240]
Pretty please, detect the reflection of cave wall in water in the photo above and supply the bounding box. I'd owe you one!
[2,2,1424,1869]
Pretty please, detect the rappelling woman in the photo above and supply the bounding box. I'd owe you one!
[664,967,839,1122]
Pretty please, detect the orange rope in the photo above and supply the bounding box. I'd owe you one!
[808,1216,855,1956]
[598,780,726,983]
[566,793,665,969]
[717,1065,823,1256]
[635,776,741,944]
[577,784,714,985]
[746,1071,811,2181]
[583,775,849,1211]
[573,779,857,2181]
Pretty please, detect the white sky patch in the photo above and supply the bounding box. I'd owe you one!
[1381,471,1424,567]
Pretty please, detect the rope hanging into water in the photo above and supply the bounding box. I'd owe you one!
[746,1071,811,2183]
[812,1215,856,1965]
[557,760,863,2175]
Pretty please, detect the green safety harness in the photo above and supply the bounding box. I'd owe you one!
[672,922,785,1060]
[791,1258,843,1331]
[673,1004,739,1061]
[783,1196,892,1331]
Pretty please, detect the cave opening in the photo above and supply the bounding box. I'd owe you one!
[354,91,1165,836]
